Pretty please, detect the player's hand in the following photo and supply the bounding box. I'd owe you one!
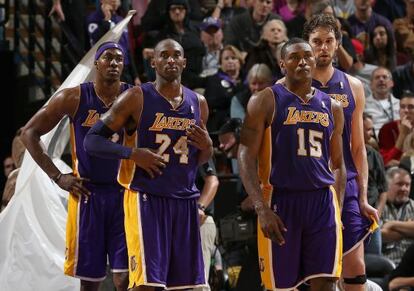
[186,122,212,151]
[49,1,65,22]
[257,206,287,245]
[359,200,379,224]
[56,173,90,198]
[130,148,166,178]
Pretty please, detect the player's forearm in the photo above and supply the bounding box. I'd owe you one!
[21,128,62,180]
[238,145,265,208]
[354,146,369,203]
[376,192,387,218]
[84,120,132,160]
[332,164,346,209]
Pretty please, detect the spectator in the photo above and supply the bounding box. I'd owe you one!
[3,156,15,179]
[211,0,246,29]
[140,0,203,32]
[363,113,388,255]
[199,17,224,78]
[373,0,406,22]
[379,91,414,167]
[348,0,394,49]
[393,0,414,66]
[365,67,400,135]
[224,0,280,53]
[244,19,287,79]
[195,159,220,291]
[278,0,305,22]
[381,167,414,265]
[231,63,273,120]
[388,243,414,291]
[86,0,141,85]
[332,0,356,19]
[204,45,245,132]
[152,0,205,88]
[392,59,414,100]
[1,131,25,211]
[364,24,397,71]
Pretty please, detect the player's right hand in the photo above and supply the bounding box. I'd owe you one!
[257,206,287,246]
[57,174,90,198]
[130,148,166,178]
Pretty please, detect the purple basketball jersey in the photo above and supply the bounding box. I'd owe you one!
[269,84,335,191]
[312,68,358,180]
[71,81,132,184]
[128,82,201,198]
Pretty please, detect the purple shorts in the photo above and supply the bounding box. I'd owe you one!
[64,184,128,281]
[258,186,342,290]
[124,189,206,289]
[342,178,374,255]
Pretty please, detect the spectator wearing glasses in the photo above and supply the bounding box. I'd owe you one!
[224,0,280,54]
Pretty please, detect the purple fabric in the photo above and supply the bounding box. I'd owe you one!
[138,193,205,287]
[76,185,128,278]
[95,42,125,61]
[270,187,340,289]
[342,178,372,254]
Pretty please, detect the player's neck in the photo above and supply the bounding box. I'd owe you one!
[285,78,313,100]
[154,79,182,100]
[94,80,121,104]
[313,65,335,85]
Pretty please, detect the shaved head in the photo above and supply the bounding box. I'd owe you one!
[154,38,184,56]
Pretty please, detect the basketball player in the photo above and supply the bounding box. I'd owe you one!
[21,42,131,291]
[238,38,346,291]
[303,14,379,291]
[84,39,213,291]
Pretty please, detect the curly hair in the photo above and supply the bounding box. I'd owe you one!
[303,13,341,42]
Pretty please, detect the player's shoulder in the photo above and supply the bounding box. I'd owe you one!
[344,73,363,89]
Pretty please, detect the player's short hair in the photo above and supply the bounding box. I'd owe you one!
[303,14,342,42]
[280,37,310,60]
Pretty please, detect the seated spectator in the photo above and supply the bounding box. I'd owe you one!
[363,113,388,255]
[365,67,400,136]
[348,0,394,49]
[199,17,224,77]
[364,24,397,71]
[379,91,414,167]
[393,59,414,100]
[86,0,140,85]
[153,0,205,88]
[393,0,414,66]
[205,45,245,132]
[140,0,203,33]
[211,0,247,29]
[373,0,406,23]
[224,0,280,53]
[278,0,305,22]
[244,19,287,79]
[381,167,414,265]
[3,156,15,179]
[332,0,356,19]
[231,63,273,120]
[388,243,414,291]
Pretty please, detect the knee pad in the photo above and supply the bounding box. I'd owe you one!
[343,275,367,285]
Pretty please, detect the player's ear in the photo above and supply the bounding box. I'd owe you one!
[279,60,286,75]
[182,57,187,69]
[150,58,155,68]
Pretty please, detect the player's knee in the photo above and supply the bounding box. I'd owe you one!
[343,253,365,273]
[343,274,367,285]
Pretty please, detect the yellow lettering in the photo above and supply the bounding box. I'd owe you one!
[81,110,100,127]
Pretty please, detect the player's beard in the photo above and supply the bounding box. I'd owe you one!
[315,56,333,68]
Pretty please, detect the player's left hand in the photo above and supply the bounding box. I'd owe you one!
[186,122,212,151]
[360,200,379,224]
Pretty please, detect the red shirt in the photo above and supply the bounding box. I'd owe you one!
[378,120,403,165]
